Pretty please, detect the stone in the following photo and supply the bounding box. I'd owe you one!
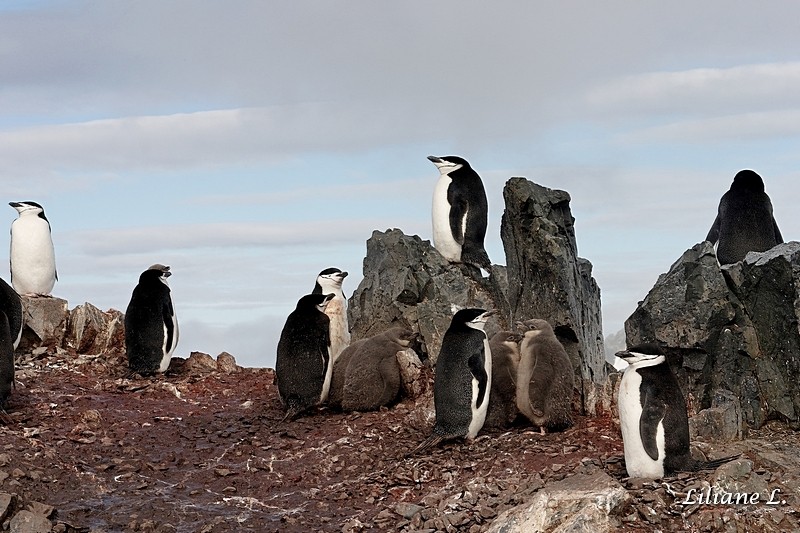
[216,352,239,374]
[394,502,424,519]
[625,241,800,428]
[500,178,606,416]
[689,389,743,442]
[19,296,69,352]
[348,178,606,414]
[348,229,505,365]
[487,469,628,532]
[395,348,425,400]
[0,493,14,522]
[65,302,125,355]
[184,352,218,374]
[9,510,52,533]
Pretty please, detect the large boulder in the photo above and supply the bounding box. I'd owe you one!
[625,241,800,429]
[501,178,607,414]
[64,302,125,355]
[348,229,505,362]
[18,296,69,352]
[348,177,607,415]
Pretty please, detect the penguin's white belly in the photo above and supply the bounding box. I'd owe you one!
[320,346,333,403]
[325,296,350,363]
[432,175,462,262]
[618,368,665,478]
[467,338,492,439]
[159,312,179,373]
[10,219,56,295]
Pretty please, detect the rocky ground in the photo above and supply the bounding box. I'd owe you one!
[1,348,798,533]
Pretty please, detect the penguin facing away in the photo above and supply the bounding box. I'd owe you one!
[340,327,417,412]
[410,308,494,455]
[312,268,350,362]
[427,156,491,270]
[705,170,783,265]
[0,278,23,351]
[276,293,334,421]
[616,344,739,479]
[485,331,522,429]
[9,201,58,296]
[515,319,574,434]
[125,264,179,375]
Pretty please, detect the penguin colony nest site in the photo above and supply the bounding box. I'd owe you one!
[0,348,797,532]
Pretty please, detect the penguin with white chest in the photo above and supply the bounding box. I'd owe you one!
[616,344,739,478]
[9,201,58,296]
[125,264,179,375]
[276,293,334,420]
[410,308,494,455]
[312,268,350,362]
[428,156,491,270]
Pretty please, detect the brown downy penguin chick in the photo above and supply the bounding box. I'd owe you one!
[515,319,574,434]
[484,331,522,429]
[328,338,368,409]
[340,327,417,412]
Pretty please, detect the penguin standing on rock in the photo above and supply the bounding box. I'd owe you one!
[0,278,21,424]
[616,344,739,479]
[428,156,491,270]
[410,308,494,455]
[125,264,179,375]
[9,201,57,296]
[276,293,334,420]
[705,170,783,265]
[312,268,350,361]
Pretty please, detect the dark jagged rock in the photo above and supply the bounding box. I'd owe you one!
[501,178,606,414]
[347,228,506,363]
[348,178,606,415]
[625,241,800,429]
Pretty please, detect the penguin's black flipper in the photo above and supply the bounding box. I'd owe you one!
[639,391,666,461]
[467,350,489,409]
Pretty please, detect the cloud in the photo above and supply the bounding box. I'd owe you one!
[586,62,800,116]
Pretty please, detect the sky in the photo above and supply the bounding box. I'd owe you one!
[1,1,799,368]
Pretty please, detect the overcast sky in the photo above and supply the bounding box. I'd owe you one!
[2,2,798,367]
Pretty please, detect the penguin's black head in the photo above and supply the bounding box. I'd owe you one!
[452,308,495,330]
[140,264,172,284]
[428,155,472,175]
[615,343,666,365]
[314,268,348,294]
[9,201,46,217]
[730,170,764,192]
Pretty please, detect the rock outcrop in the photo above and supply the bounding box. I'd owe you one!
[348,177,607,414]
[625,241,800,430]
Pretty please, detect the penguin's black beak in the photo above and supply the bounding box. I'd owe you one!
[340,271,349,278]
[615,350,633,361]
[9,202,20,208]
[427,155,442,163]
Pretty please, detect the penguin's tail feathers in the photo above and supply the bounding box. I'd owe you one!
[0,408,12,426]
[406,434,444,458]
[281,398,309,422]
[701,453,742,470]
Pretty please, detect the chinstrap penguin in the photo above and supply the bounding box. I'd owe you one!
[515,319,574,433]
[0,278,23,351]
[125,264,179,375]
[337,327,417,412]
[485,331,521,429]
[9,201,58,296]
[312,268,350,362]
[705,170,783,265]
[276,293,334,421]
[427,156,491,270]
[616,344,739,479]
[410,308,494,455]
